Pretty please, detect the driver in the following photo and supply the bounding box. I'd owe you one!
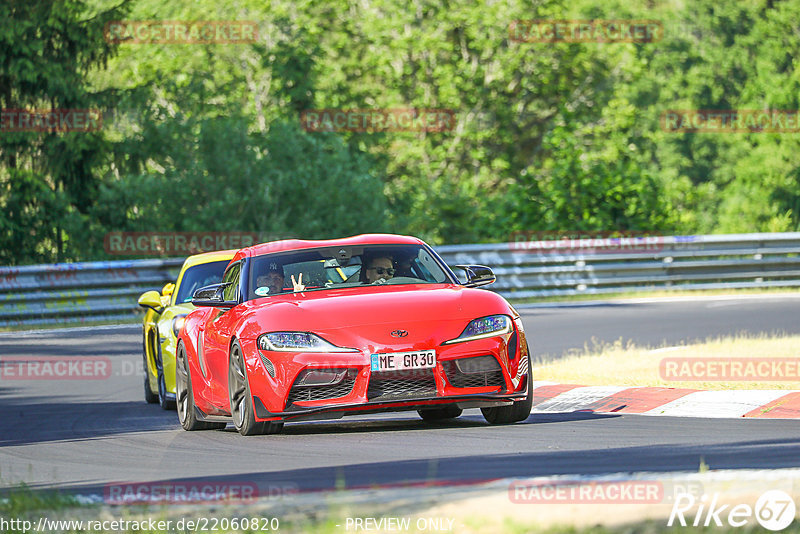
[364,255,395,284]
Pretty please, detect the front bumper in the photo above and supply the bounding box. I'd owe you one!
[252,390,529,422]
[240,320,531,423]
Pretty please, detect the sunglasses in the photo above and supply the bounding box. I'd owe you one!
[369,267,395,276]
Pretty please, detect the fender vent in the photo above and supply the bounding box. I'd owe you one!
[508,331,518,361]
[259,353,275,377]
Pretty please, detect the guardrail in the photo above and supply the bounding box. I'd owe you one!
[0,259,184,327]
[1,232,799,327]
[436,232,800,299]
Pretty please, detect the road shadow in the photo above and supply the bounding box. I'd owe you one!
[0,398,179,446]
[31,434,800,498]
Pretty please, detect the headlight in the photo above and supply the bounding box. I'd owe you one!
[443,315,512,345]
[258,332,358,353]
[171,315,188,337]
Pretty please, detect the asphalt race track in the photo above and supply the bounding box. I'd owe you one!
[1,294,799,496]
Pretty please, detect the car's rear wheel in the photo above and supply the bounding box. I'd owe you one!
[176,341,225,431]
[143,331,158,404]
[228,341,283,436]
[481,348,532,425]
[418,405,463,422]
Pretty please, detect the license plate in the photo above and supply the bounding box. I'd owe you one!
[370,350,436,372]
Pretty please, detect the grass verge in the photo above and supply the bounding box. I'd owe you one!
[534,333,800,390]
[3,479,800,533]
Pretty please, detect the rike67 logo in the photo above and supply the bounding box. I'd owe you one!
[669,490,796,531]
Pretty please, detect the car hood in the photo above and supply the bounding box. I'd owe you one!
[237,284,512,349]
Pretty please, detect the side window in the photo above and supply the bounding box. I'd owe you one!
[222,262,241,302]
[415,249,447,282]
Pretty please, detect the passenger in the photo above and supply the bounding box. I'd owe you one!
[256,263,285,295]
[257,262,307,294]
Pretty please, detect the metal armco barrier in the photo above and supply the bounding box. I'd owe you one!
[435,232,800,299]
[0,259,184,327]
[1,232,799,327]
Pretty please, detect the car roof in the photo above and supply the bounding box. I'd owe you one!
[181,249,238,269]
[232,234,426,262]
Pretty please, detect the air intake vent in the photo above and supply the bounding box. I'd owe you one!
[443,356,504,389]
[286,369,356,405]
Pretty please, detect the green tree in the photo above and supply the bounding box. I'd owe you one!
[0,0,131,264]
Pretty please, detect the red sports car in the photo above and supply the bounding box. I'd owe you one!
[176,234,531,435]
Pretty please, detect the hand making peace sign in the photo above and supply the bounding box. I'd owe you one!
[290,273,306,292]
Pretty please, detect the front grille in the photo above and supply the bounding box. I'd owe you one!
[367,369,437,401]
[443,356,505,389]
[286,374,356,404]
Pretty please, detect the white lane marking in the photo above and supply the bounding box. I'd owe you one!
[706,301,743,308]
[642,390,792,418]
[531,381,558,389]
[534,386,627,412]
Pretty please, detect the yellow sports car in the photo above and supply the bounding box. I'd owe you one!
[138,249,235,409]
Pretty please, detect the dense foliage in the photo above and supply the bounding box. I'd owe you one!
[1,0,799,264]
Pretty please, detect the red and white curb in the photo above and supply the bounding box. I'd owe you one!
[531,382,800,419]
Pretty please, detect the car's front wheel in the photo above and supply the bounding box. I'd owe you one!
[175,341,225,431]
[481,348,532,425]
[228,341,284,436]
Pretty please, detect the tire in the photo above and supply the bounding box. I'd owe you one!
[155,340,176,410]
[143,331,158,404]
[418,405,463,422]
[175,341,225,431]
[228,341,283,436]
[481,348,532,425]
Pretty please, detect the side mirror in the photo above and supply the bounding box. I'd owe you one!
[191,283,238,308]
[161,282,175,297]
[455,265,496,288]
[138,290,163,313]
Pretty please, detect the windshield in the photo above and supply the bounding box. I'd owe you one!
[247,244,452,299]
[175,260,231,303]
